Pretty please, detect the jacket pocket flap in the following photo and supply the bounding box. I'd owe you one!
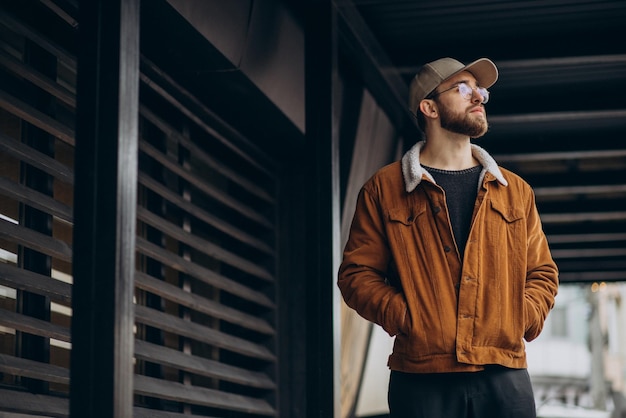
[490,199,523,223]
[388,205,426,226]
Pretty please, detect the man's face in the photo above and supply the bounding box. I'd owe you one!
[434,72,489,138]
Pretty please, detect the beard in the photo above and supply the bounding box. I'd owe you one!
[438,104,488,138]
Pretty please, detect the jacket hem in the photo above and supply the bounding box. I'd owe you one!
[387,351,527,373]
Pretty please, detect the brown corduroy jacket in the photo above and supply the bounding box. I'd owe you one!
[338,141,559,373]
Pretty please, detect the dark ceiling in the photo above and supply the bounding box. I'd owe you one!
[345,0,626,284]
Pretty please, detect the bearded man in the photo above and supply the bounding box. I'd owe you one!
[338,57,559,418]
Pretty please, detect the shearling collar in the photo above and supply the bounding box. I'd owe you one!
[401,140,508,193]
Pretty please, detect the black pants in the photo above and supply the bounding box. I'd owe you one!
[388,366,536,418]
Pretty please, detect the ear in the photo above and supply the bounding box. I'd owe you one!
[419,99,438,119]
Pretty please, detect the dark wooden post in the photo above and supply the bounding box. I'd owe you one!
[70,0,140,416]
[305,1,341,416]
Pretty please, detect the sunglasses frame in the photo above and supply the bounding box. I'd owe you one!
[427,82,490,104]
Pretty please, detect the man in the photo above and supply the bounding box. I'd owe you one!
[337,57,559,418]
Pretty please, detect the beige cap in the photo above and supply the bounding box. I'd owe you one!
[409,57,498,115]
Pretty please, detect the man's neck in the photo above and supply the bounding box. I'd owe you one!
[420,133,479,171]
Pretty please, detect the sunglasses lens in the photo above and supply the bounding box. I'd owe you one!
[479,88,489,104]
[458,83,472,99]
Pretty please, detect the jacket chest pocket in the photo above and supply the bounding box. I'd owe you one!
[386,202,433,263]
[387,201,427,229]
[486,199,524,248]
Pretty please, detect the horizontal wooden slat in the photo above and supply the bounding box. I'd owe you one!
[0,262,71,304]
[0,46,76,107]
[138,172,274,255]
[134,374,275,416]
[139,61,276,176]
[135,272,273,335]
[0,133,74,184]
[0,346,275,396]
[139,139,273,228]
[547,232,626,243]
[134,305,275,362]
[0,353,274,416]
[0,353,69,384]
[0,258,273,335]
[494,148,626,162]
[0,176,73,222]
[0,316,274,388]
[541,211,626,223]
[0,411,63,418]
[0,388,68,418]
[0,308,71,343]
[0,89,75,146]
[0,8,76,68]
[137,206,273,282]
[133,407,212,418]
[134,339,275,389]
[140,105,274,203]
[38,0,78,30]
[136,237,274,308]
[0,218,72,262]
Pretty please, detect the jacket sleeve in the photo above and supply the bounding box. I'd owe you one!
[523,188,559,342]
[337,184,408,337]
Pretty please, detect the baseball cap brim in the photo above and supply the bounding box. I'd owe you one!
[453,58,498,90]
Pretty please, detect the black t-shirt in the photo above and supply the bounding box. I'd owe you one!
[422,164,482,259]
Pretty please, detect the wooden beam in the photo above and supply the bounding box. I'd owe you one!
[547,233,626,243]
[333,0,419,143]
[556,259,626,271]
[70,0,140,416]
[494,148,626,162]
[559,271,626,283]
[534,184,626,197]
[305,1,340,416]
[488,109,626,134]
[540,211,626,223]
[551,248,626,259]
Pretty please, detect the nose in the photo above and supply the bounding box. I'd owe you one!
[470,88,483,104]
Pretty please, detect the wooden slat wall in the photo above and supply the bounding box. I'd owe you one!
[0,1,279,416]
[134,59,278,415]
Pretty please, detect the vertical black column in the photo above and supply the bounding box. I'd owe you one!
[305,1,340,417]
[70,0,140,417]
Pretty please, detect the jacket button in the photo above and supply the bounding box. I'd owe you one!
[407,216,413,222]
[444,246,451,252]
[432,206,441,214]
